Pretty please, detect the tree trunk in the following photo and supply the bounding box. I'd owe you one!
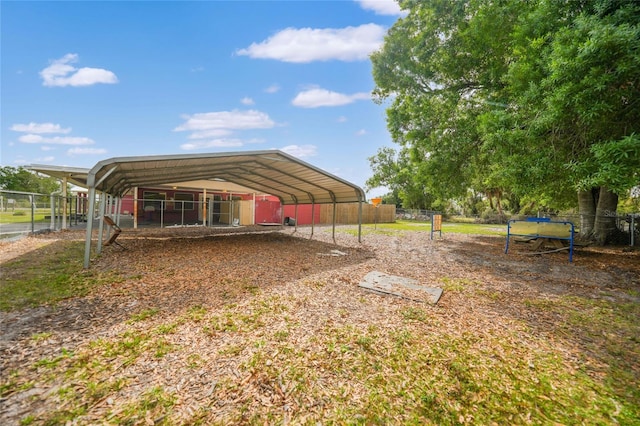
[593,187,619,245]
[577,188,597,238]
[495,190,503,217]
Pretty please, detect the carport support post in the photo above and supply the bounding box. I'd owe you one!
[116,197,122,225]
[30,195,35,233]
[83,186,97,268]
[104,195,113,241]
[332,201,337,244]
[358,200,362,243]
[203,189,207,227]
[62,176,68,229]
[133,187,138,229]
[96,192,107,254]
[50,194,56,230]
[310,202,315,239]
[230,193,234,225]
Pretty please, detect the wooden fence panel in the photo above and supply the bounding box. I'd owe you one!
[317,203,395,224]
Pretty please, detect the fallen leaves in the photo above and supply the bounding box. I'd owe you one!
[0,226,638,424]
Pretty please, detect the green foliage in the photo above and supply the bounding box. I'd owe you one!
[0,166,60,194]
[365,147,438,209]
[370,0,640,218]
[570,134,640,194]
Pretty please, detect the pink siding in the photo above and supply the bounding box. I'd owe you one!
[116,190,324,226]
[283,204,320,225]
[255,196,281,224]
[121,195,134,214]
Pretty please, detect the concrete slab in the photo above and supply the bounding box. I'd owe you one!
[359,271,443,304]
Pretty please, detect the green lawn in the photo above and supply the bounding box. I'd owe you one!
[0,209,50,224]
[345,220,506,236]
[0,241,122,311]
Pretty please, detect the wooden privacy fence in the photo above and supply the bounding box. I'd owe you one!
[317,203,396,224]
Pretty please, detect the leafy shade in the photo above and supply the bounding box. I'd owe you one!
[0,166,60,194]
[570,134,640,194]
[370,0,640,216]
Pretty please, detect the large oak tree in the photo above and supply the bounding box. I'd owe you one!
[370,0,640,243]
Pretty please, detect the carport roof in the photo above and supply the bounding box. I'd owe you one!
[86,150,366,205]
[27,164,92,188]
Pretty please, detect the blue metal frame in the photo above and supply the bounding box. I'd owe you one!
[505,218,575,262]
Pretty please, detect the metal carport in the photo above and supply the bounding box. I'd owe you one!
[82,150,366,267]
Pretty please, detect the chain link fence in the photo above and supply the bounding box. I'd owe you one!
[0,190,88,239]
[396,208,639,246]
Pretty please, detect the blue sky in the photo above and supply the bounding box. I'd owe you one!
[1,0,404,197]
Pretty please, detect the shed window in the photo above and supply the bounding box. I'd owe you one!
[143,191,166,211]
[174,193,194,210]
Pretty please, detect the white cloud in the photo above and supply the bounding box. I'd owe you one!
[35,156,56,162]
[12,120,106,154]
[40,53,118,87]
[264,84,281,93]
[191,66,204,72]
[67,147,107,155]
[356,0,406,16]
[188,129,233,139]
[175,109,275,132]
[236,23,386,63]
[180,139,245,150]
[356,129,367,136]
[11,122,71,134]
[292,88,370,108]
[176,110,276,151]
[19,134,95,145]
[280,144,317,158]
[241,97,255,105]
[337,116,348,123]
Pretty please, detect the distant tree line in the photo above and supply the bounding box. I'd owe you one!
[0,166,60,194]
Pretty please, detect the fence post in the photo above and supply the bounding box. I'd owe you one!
[50,194,56,230]
[30,195,35,233]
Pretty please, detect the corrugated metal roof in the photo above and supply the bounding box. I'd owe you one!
[26,164,91,188]
[86,150,366,205]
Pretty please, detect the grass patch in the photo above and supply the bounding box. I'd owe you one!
[225,318,637,424]
[338,220,505,236]
[127,307,160,323]
[440,222,506,235]
[186,305,207,322]
[30,332,53,341]
[524,294,640,408]
[0,209,49,224]
[4,287,638,424]
[115,386,176,424]
[2,230,637,424]
[0,240,122,311]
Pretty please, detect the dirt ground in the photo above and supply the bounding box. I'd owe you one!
[1,225,639,424]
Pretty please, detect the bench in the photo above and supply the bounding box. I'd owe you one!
[505,218,575,262]
[103,215,125,249]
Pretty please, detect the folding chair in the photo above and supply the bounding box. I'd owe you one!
[103,215,125,249]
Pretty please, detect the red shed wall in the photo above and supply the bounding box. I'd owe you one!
[283,204,320,225]
[255,195,281,224]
